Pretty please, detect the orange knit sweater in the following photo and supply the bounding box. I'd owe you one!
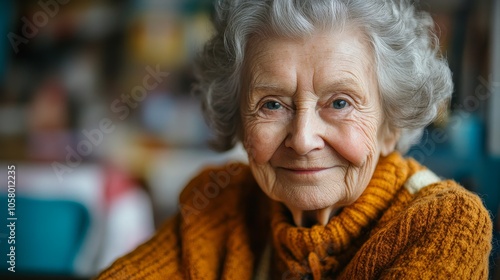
[96,153,492,279]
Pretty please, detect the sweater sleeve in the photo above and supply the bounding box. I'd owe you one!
[343,180,493,280]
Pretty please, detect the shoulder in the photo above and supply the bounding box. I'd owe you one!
[178,161,256,224]
[384,180,492,278]
[410,179,492,231]
[96,162,258,279]
[398,160,492,238]
[413,180,489,218]
[349,178,492,278]
[398,156,491,228]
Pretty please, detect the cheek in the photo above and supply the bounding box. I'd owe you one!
[329,118,381,167]
[243,122,286,165]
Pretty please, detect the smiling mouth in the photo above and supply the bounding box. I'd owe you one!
[280,167,332,174]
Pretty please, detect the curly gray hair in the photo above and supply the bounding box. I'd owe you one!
[194,0,453,153]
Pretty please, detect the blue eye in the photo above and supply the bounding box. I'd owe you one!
[264,101,282,110]
[332,99,348,109]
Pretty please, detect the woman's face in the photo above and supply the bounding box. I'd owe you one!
[240,27,399,217]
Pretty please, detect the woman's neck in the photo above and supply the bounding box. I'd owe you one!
[288,206,341,227]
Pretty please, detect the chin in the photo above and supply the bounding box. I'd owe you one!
[279,187,341,211]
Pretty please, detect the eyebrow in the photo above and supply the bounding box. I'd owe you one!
[249,84,294,99]
[250,77,365,97]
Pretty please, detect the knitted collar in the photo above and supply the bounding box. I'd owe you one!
[269,152,410,279]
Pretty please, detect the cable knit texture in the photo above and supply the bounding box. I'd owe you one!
[96,152,492,280]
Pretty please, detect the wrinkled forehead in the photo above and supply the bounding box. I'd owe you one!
[241,27,377,98]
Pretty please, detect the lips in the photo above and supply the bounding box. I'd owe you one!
[280,167,332,174]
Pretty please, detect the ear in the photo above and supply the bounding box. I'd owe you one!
[379,124,400,157]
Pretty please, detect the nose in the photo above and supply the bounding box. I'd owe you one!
[285,109,325,155]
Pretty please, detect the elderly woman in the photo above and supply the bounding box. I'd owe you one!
[98,0,492,279]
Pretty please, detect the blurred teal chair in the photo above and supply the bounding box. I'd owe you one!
[0,195,90,276]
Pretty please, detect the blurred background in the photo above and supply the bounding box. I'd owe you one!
[0,0,498,279]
